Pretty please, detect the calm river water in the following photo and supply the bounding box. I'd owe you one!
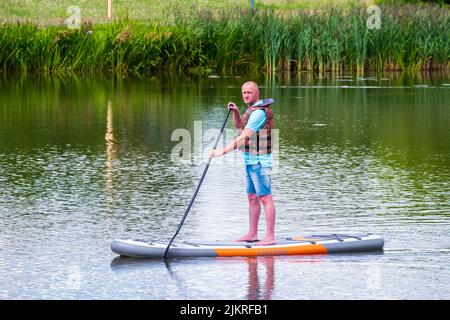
[0,73,449,299]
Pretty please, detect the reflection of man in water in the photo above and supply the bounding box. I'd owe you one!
[247,257,275,300]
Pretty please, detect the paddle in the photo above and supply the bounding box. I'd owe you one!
[164,107,232,259]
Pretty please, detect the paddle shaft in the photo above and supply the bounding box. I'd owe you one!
[164,109,232,259]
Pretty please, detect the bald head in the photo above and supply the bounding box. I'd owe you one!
[241,81,260,106]
[242,81,259,93]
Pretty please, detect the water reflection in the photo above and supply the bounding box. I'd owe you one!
[110,256,271,299]
[245,257,274,300]
[110,255,328,300]
[105,100,116,194]
[1,73,449,299]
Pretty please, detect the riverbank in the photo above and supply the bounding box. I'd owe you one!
[0,2,448,75]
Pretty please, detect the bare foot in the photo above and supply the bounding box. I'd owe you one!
[236,234,259,242]
[255,239,275,246]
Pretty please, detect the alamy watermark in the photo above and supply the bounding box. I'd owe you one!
[366,264,382,291]
[66,3,381,31]
[49,265,83,291]
[170,121,279,167]
[66,5,81,29]
[366,5,381,30]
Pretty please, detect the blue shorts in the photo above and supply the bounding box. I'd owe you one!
[245,163,272,197]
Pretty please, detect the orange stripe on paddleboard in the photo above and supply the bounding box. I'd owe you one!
[215,244,328,257]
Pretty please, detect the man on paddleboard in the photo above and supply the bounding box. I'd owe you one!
[209,81,276,246]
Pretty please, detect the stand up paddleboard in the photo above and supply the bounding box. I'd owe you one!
[111,233,384,258]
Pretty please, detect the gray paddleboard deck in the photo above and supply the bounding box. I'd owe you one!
[111,233,384,258]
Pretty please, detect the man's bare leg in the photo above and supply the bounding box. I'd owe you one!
[237,193,261,242]
[255,194,276,246]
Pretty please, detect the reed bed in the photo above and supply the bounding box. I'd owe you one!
[0,5,448,75]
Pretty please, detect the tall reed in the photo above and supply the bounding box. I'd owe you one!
[0,4,448,75]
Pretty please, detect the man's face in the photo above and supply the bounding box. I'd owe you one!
[242,84,259,106]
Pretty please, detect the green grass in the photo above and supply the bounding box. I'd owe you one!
[3,1,447,24]
[0,1,448,75]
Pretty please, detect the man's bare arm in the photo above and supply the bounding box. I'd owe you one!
[209,128,254,157]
